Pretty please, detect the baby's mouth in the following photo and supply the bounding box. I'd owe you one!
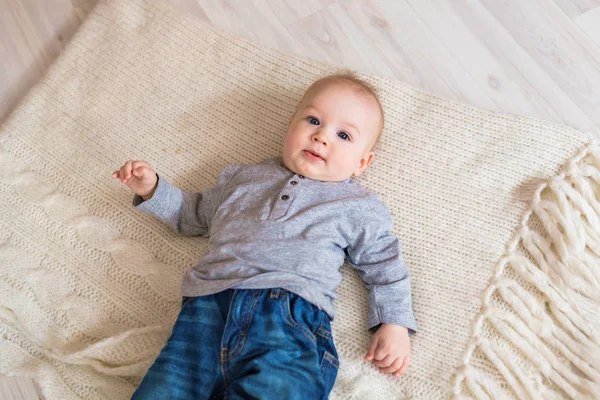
[304,150,325,161]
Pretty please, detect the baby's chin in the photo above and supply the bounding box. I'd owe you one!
[306,168,355,182]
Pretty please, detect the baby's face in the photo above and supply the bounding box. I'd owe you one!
[282,81,381,182]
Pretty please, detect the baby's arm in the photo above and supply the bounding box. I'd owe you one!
[113,160,239,237]
[345,200,417,377]
[345,216,417,335]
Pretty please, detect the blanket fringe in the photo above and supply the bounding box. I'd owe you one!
[452,140,600,399]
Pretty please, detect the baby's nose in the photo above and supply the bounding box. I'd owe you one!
[313,135,327,145]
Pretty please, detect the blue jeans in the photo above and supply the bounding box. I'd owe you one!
[131,288,339,399]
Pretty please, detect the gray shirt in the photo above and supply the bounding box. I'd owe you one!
[133,156,417,334]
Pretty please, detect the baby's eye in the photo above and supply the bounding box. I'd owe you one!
[308,117,320,125]
[338,131,350,141]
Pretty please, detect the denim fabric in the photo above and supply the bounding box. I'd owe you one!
[131,288,339,400]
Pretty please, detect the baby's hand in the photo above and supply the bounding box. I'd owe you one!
[112,160,158,200]
[365,324,411,377]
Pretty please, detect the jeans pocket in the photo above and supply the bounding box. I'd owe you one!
[320,350,339,386]
[281,291,321,344]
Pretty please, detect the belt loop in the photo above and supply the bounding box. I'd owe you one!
[269,288,280,298]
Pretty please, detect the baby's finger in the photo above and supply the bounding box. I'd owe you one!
[380,357,403,374]
[373,354,394,368]
[132,160,150,172]
[132,165,148,178]
[120,163,133,182]
[373,346,388,362]
[394,356,410,377]
[112,171,120,179]
[119,165,128,182]
[124,160,134,180]
[365,336,379,361]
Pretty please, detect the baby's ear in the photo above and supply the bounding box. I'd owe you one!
[288,113,295,128]
[353,151,374,176]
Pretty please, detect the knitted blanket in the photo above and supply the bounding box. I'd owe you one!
[1,0,599,398]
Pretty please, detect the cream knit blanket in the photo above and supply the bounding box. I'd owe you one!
[1,0,599,398]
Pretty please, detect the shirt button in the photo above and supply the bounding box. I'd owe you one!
[290,181,297,185]
[298,175,305,179]
[281,195,289,201]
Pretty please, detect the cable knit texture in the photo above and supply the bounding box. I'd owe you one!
[0,0,599,398]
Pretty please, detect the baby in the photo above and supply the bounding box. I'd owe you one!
[113,72,417,399]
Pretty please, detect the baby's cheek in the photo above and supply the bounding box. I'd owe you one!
[284,131,302,150]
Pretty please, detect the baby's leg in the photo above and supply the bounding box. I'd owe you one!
[222,288,339,399]
[131,293,232,400]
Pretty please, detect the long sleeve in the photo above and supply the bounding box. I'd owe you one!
[345,200,417,336]
[132,165,239,237]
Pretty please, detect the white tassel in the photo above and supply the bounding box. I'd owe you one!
[453,142,600,398]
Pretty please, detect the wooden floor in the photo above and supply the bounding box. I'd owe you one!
[1,0,600,398]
